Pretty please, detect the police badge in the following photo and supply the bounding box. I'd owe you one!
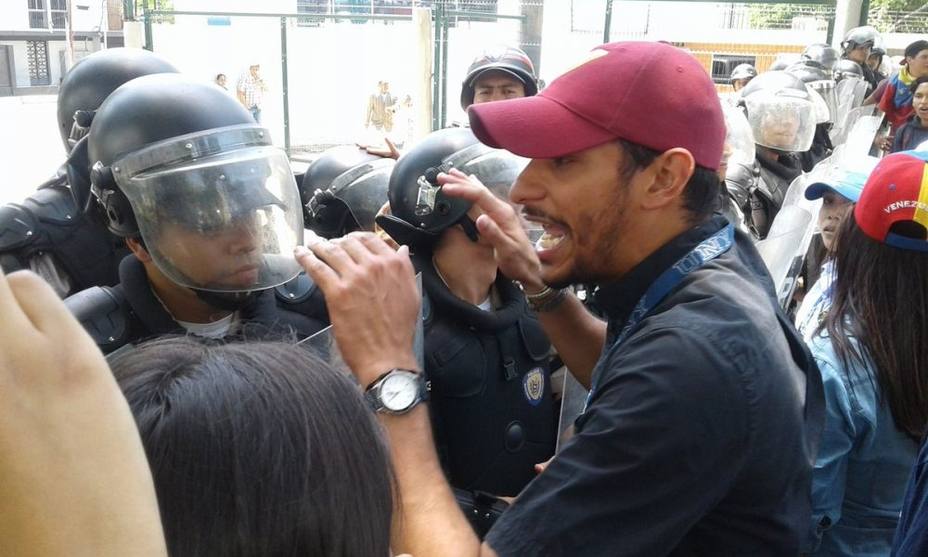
[523,367,545,406]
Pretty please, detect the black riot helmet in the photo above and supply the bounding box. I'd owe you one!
[730,63,757,83]
[769,53,801,72]
[88,73,305,296]
[842,26,879,55]
[301,146,395,239]
[57,48,178,154]
[802,43,839,72]
[834,59,865,82]
[376,127,527,249]
[460,46,539,110]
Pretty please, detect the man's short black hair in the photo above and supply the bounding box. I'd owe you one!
[617,139,720,223]
[910,75,928,93]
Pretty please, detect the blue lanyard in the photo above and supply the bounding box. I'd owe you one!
[583,224,735,412]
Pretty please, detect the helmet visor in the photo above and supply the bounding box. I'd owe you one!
[745,92,816,152]
[116,142,303,292]
[807,80,838,123]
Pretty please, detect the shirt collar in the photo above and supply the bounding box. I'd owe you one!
[593,214,728,326]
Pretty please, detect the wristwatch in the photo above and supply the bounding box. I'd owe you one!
[364,369,430,415]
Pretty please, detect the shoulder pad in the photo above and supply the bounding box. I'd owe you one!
[275,272,318,304]
[23,186,78,225]
[64,285,130,353]
[0,204,38,251]
[725,160,758,189]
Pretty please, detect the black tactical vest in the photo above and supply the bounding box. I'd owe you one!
[416,255,557,497]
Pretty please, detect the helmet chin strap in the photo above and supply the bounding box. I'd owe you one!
[192,289,260,312]
[459,215,480,242]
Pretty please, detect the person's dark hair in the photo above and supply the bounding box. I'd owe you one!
[215,73,226,81]
[909,75,928,93]
[821,216,928,441]
[110,337,394,557]
[905,40,928,61]
[616,139,720,223]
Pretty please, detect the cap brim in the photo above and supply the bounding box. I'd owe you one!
[468,95,616,159]
[805,182,834,200]
[805,181,862,202]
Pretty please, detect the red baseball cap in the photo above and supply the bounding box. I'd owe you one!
[467,41,726,170]
[855,151,928,252]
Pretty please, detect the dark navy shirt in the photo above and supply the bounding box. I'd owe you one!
[486,215,825,556]
[891,437,928,556]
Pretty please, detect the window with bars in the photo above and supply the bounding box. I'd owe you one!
[28,0,48,29]
[50,0,67,29]
[710,54,756,85]
[26,40,50,86]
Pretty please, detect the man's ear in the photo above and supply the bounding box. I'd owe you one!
[125,237,153,263]
[640,148,696,211]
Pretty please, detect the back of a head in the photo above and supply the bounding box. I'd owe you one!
[57,48,178,153]
[302,146,394,239]
[110,337,394,557]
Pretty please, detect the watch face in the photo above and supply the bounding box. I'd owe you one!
[380,373,418,412]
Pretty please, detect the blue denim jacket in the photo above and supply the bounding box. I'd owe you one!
[806,331,919,555]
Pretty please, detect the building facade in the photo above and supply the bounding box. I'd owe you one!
[0,0,124,95]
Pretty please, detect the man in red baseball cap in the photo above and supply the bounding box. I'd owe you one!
[295,41,825,556]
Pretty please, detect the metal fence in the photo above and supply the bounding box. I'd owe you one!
[868,8,928,34]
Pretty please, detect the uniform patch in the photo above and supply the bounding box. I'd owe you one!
[523,368,545,406]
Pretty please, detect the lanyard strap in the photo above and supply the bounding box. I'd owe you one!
[584,224,735,412]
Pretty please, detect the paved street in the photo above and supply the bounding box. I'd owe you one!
[2,95,62,206]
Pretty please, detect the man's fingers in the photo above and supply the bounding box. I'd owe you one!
[305,235,358,276]
[0,268,31,335]
[294,246,341,293]
[6,271,80,336]
[474,214,520,252]
[354,231,399,257]
[332,234,377,267]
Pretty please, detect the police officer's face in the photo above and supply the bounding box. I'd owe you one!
[157,214,265,289]
[473,71,526,104]
[818,191,853,251]
[511,142,643,287]
[848,45,871,64]
[761,114,800,150]
[732,78,750,92]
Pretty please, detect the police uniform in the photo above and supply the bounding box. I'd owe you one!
[415,252,556,497]
[66,255,328,355]
[726,152,802,239]
[0,163,126,297]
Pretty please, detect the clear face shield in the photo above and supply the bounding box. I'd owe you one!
[808,87,831,126]
[807,80,837,124]
[745,91,815,152]
[112,125,304,292]
[722,104,756,169]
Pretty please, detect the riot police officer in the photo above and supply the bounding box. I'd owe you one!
[727,71,816,239]
[301,146,394,239]
[376,127,556,534]
[460,45,539,110]
[65,74,327,354]
[802,43,840,76]
[842,26,882,93]
[0,48,179,297]
[787,61,837,170]
[729,63,757,92]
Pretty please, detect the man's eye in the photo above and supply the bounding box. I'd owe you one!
[553,157,571,167]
